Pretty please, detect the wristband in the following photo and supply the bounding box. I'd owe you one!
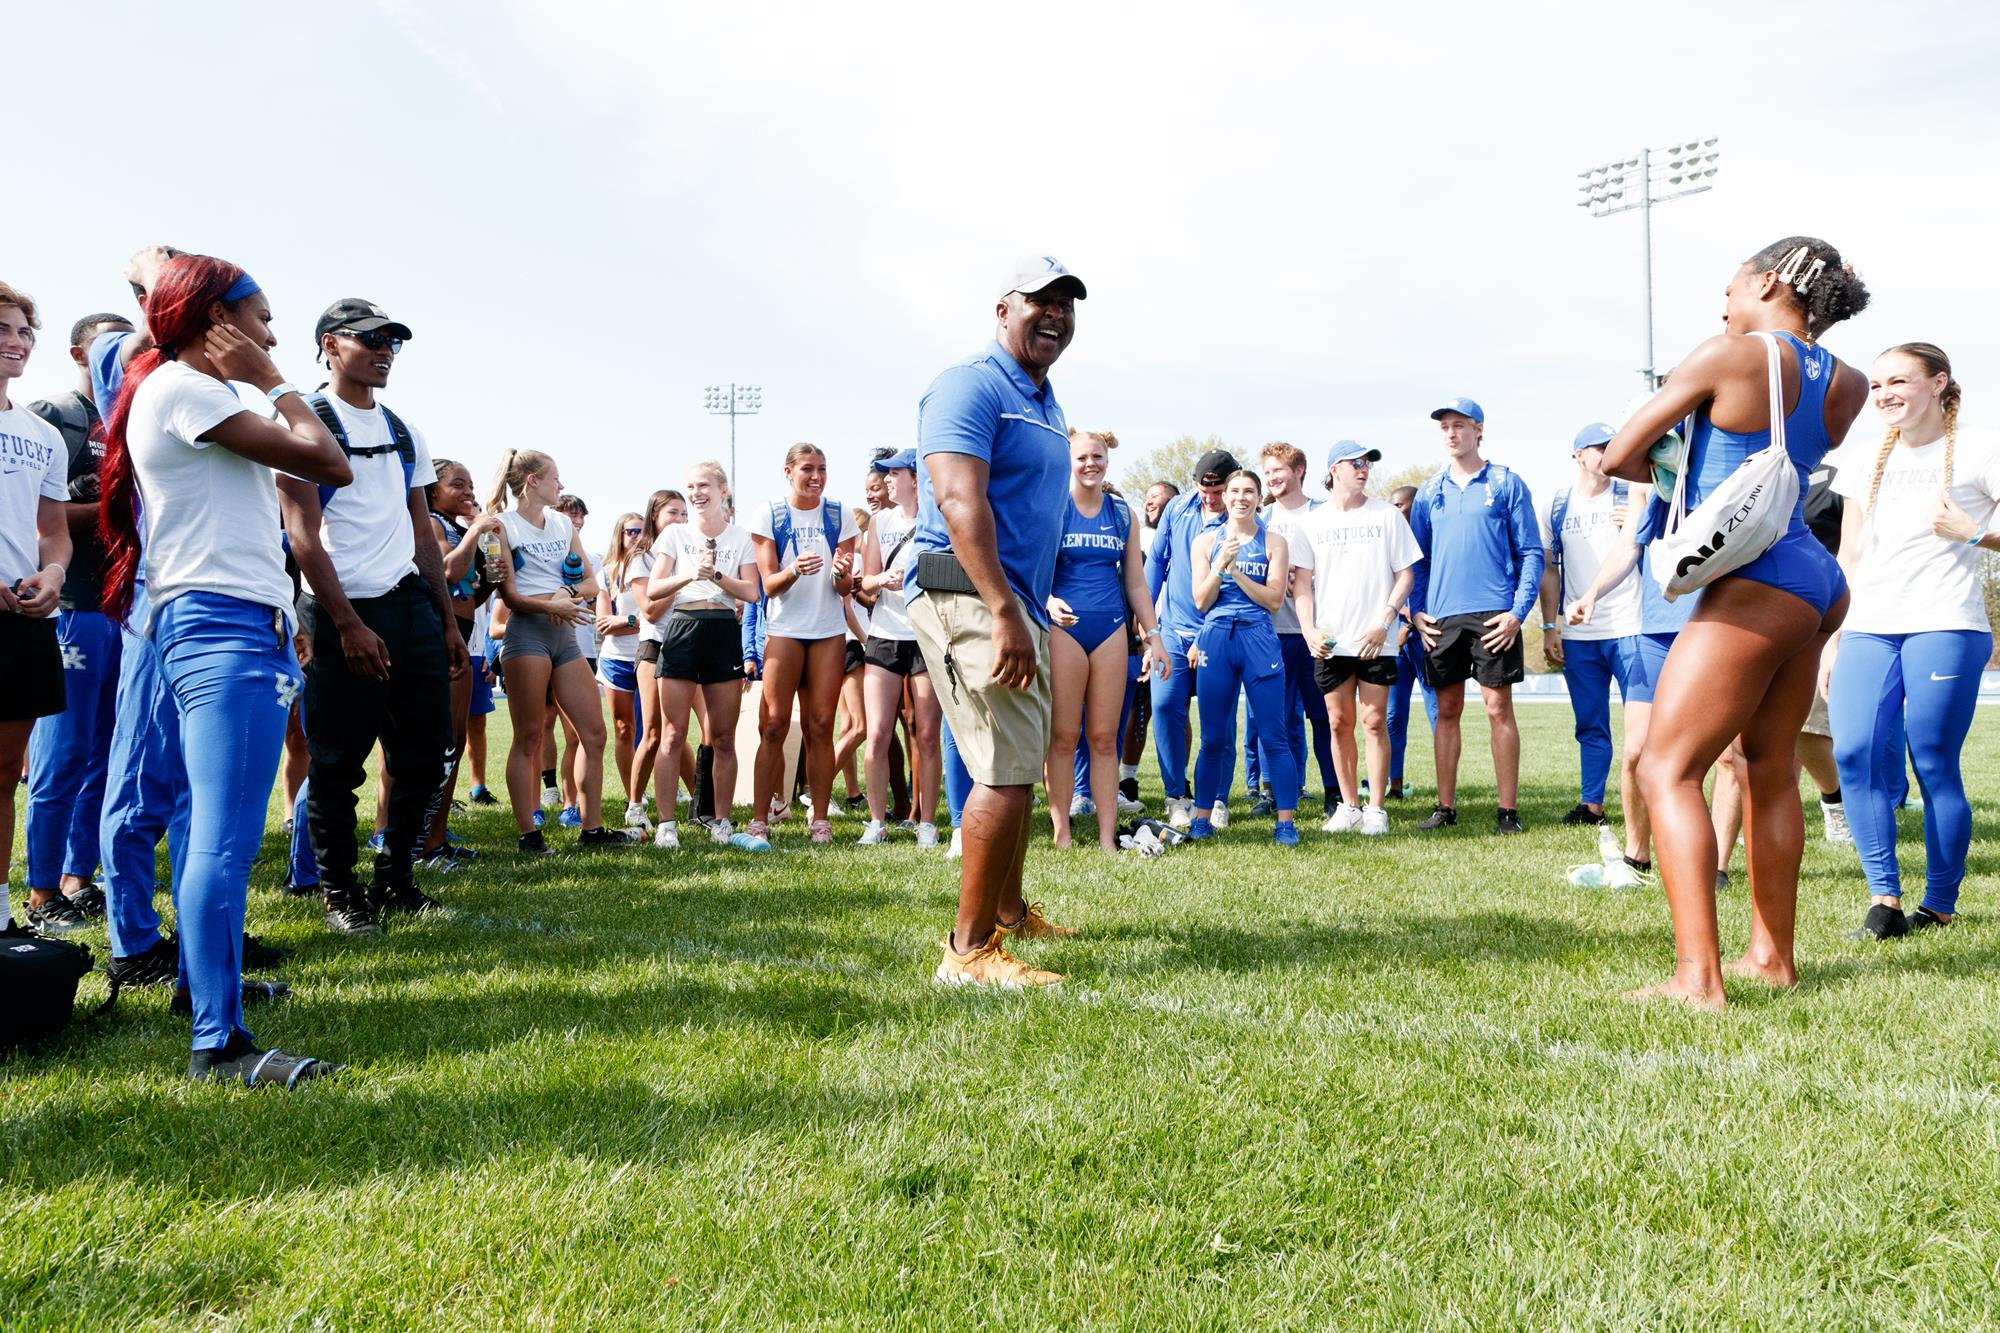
[266,381,300,403]
[44,563,65,582]
[1542,621,1559,630]
[1381,614,1398,632]
[1969,529,1988,547]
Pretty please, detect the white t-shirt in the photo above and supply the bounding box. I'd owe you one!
[126,363,293,626]
[468,601,491,659]
[600,556,642,661]
[866,504,919,641]
[629,550,666,644]
[574,551,604,658]
[305,394,438,601]
[1263,495,1318,635]
[0,402,68,584]
[1290,496,1422,656]
[1538,481,1641,641]
[749,499,858,640]
[1831,429,2000,634]
[498,507,574,597]
[655,521,755,614]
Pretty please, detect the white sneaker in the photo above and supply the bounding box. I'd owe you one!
[1167,797,1193,830]
[1210,802,1230,829]
[915,822,939,849]
[540,785,561,808]
[948,827,963,859]
[708,818,734,845]
[1359,806,1389,836]
[1598,823,1623,864]
[857,820,888,846]
[1069,793,1095,818]
[1822,800,1853,844]
[1321,802,1363,834]
[653,821,680,849]
[624,801,651,831]
[1115,791,1144,814]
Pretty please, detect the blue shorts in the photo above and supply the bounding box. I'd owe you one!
[1626,632,1676,705]
[598,657,638,693]
[1732,528,1847,616]
[1056,606,1127,656]
[469,655,496,716]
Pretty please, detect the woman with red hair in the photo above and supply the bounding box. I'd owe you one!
[99,254,352,1086]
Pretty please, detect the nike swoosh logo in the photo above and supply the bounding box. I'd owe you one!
[1931,672,1959,681]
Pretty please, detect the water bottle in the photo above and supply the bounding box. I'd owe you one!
[561,552,586,584]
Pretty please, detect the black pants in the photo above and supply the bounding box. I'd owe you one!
[303,578,453,890]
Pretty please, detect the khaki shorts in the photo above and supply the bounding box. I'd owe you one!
[1801,686,1832,739]
[907,590,1051,787]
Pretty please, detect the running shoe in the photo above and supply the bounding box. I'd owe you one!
[374,880,443,917]
[366,831,386,854]
[1598,824,1623,864]
[708,818,735,845]
[857,820,888,846]
[1069,794,1095,819]
[242,933,291,969]
[469,785,499,806]
[1386,782,1408,801]
[1850,903,1910,940]
[729,828,773,852]
[518,829,553,855]
[998,901,1076,939]
[810,819,834,845]
[1321,803,1363,834]
[948,828,963,859]
[625,801,652,832]
[64,884,107,918]
[1118,776,1141,805]
[1187,817,1214,841]
[1822,800,1852,844]
[283,874,320,898]
[934,931,1061,989]
[541,784,561,808]
[1249,793,1276,818]
[558,806,582,829]
[1901,791,1925,813]
[188,1032,340,1089]
[915,822,940,849]
[1210,802,1230,829]
[419,849,461,874]
[1415,804,1457,831]
[653,821,681,850]
[1273,820,1300,847]
[25,895,88,935]
[1359,807,1389,837]
[106,935,179,989]
[1166,797,1193,830]
[1495,808,1525,836]
[577,826,635,848]
[767,796,791,825]
[1908,905,1953,931]
[1560,803,1606,826]
[322,887,381,935]
[1114,790,1144,815]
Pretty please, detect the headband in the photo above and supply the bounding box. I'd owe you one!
[221,273,263,303]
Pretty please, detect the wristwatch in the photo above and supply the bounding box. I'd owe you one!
[625,614,638,628]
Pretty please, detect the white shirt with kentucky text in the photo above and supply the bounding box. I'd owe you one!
[1537,482,1640,641]
[0,403,68,585]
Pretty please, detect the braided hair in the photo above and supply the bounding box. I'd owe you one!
[1865,343,1960,526]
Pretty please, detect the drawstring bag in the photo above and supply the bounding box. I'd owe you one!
[1652,331,1801,601]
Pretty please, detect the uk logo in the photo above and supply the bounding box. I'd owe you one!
[275,673,303,708]
[60,645,86,670]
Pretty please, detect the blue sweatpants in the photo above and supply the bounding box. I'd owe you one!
[24,609,122,888]
[1274,631,1337,798]
[1192,619,1297,813]
[1386,633,1436,782]
[1561,635,1639,806]
[155,593,300,1053]
[1151,625,1200,800]
[940,717,972,828]
[289,778,317,890]
[1829,629,1989,914]
[99,586,191,961]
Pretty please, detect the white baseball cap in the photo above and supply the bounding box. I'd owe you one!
[1004,255,1088,300]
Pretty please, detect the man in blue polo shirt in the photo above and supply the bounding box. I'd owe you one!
[1145,447,1233,827]
[908,256,1088,989]
[1407,397,1543,835]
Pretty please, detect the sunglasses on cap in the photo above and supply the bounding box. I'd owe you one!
[334,328,404,353]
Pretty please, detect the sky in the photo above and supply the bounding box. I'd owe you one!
[10,0,1998,531]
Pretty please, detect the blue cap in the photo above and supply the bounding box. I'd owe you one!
[870,448,917,472]
[1429,397,1485,425]
[1571,421,1615,453]
[1325,439,1382,470]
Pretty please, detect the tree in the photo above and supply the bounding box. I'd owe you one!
[1120,434,1229,493]
[1369,461,1435,500]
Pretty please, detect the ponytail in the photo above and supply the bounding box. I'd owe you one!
[484,447,552,515]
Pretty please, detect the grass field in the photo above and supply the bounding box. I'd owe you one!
[5,703,1999,1330]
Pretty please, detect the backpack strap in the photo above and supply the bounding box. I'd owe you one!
[1551,485,1570,594]
[304,393,418,505]
[822,499,843,554]
[380,404,417,492]
[304,393,350,512]
[770,500,794,561]
[1108,494,1132,545]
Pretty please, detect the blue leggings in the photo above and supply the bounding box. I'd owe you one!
[1562,635,1638,805]
[25,609,122,887]
[1829,629,1989,914]
[1151,626,1200,799]
[1386,634,1436,781]
[1274,631,1337,796]
[1192,619,1297,813]
[941,718,973,828]
[155,593,301,1052]
[99,586,190,961]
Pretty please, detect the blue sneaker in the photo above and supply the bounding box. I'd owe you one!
[1187,817,1214,841]
[1273,820,1300,847]
[1248,793,1276,818]
[558,806,582,829]
[366,831,386,854]
[532,808,545,829]
[729,830,772,852]
[468,785,499,806]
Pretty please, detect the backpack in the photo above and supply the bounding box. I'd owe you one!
[0,922,94,1051]
[1420,461,1522,516]
[1550,478,1630,597]
[305,392,417,511]
[768,498,844,564]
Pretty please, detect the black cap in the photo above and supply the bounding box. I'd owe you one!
[1194,449,1240,484]
[314,298,413,343]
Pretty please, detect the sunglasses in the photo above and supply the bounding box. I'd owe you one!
[334,328,404,353]
[624,526,644,537]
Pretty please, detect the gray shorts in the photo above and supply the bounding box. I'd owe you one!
[498,611,584,668]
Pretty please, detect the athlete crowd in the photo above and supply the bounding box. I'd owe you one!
[0,236,1991,1084]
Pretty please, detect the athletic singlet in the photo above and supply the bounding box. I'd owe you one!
[1205,520,1272,623]
[497,508,574,597]
[1051,491,1127,620]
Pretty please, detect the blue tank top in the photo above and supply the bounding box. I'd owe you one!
[1684,332,1834,538]
[1206,519,1272,623]
[1051,492,1128,616]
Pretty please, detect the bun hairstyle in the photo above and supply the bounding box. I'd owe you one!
[484,448,553,514]
[1746,236,1871,339]
[1866,342,1961,523]
[783,442,825,469]
[96,253,252,622]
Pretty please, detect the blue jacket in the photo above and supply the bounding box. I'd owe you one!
[1408,461,1544,622]
[1145,490,1225,638]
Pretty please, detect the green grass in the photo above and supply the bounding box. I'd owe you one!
[6,705,2000,1330]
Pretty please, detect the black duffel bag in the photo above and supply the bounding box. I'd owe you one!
[0,921,94,1050]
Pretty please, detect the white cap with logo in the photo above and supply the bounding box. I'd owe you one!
[1004,255,1088,300]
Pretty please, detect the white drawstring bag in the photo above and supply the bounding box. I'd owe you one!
[1652,331,1801,601]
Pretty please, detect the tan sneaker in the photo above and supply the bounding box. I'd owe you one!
[934,930,1062,989]
[996,901,1077,939]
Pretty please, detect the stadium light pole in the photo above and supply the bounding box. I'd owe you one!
[703,383,762,495]
[1578,138,1721,389]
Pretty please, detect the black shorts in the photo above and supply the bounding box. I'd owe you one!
[844,639,865,675]
[862,634,928,677]
[635,638,661,665]
[658,610,741,685]
[1423,610,1526,689]
[1314,653,1398,692]
[0,614,64,721]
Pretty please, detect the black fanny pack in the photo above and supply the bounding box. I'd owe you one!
[0,922,94,1050]
[913,550,977,595]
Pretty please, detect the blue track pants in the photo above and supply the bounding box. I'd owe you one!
[99,586,190,961]
[1561,635,1639,806]
[1192,619,1297,813]
[25,609,122,887]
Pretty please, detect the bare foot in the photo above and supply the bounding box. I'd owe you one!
[1723,955,1798,988]
[1051,832,1072,850]
[1623,978,1727,1011]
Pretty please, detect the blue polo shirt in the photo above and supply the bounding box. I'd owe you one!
[909,341,1070,628]
[1407,461,1545,621]
[1145,489,1225,639]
